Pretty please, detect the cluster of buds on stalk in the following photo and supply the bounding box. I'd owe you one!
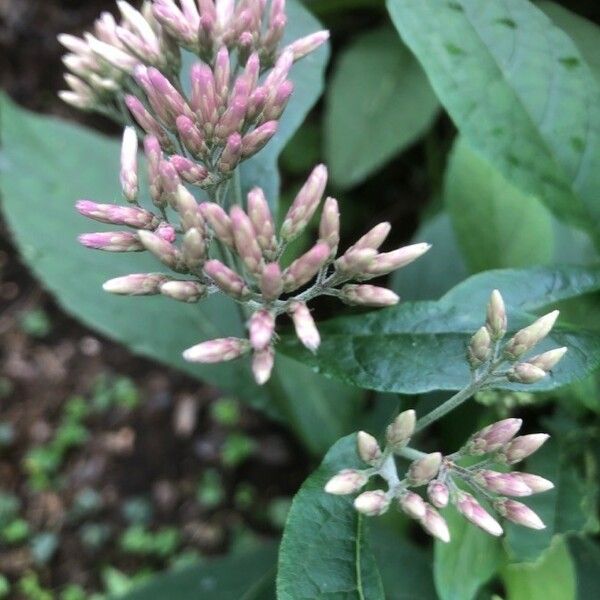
[325,413,553,543]
[468,289,567,386]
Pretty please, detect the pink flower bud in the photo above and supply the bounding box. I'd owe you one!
[218,133,242,173]
[486,289,507,340]
[455,491,503,536]
[360,243,432,279]
[174,185,204,232]
[103,273,168,295]
[421,504,450,543]
[494,498,545,530]
[248,309,275,350]
[137,230,184,271]
[504,310,560,358]
[399,491,427,520]
[319,197,340,255]
[354,490,390,517]
[158,159,181,204]
[280,164,328,242]
[324,469,368,495]
[160,280,207,303]
[260,263,284,301]
[176,115,206,157]
[203,259,250,299]
[183,337,251,363]
[468,326,492,368]
[265,49,294,89]
[507,363,547,384]
[76,201,159,229]
[78,231,143,252]
[356,431,382,466]
[498,433,550,464]
[262,79,293,121]
[215,97,247,140]
[199,202,235,247]
[247,87,267,121]
[289,301,320,353]
[230,205,264,278]
[87,35,139,72]
[182,228,207,270]
[339,284,399,307]
[284,30,330,61]
[120,126,138,202]
[190,62,219,125]
[170,156,208,184]
[468,418,522,455]
[349,222,391,252]
[335,248,377,277]
[247,187,277,259]
[241,121,278,158]
[214,46,231,102]
[386,410,416,449]
[144,135,164,205]
[528,347,567,372]
[427,481,449,508]
[282,241,330,292]
[156,222,177,243]
[474,470,533,497]
[147,67,189,125]
[117,1,161,55]
[407,452,442,486]
[263,0,286,53]
[516,473,554,494]
[252,347,275,385]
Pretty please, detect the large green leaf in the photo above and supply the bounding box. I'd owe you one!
[279,266,600,394]
[502,537,576,600]
[387,0,600,241]
[434,507,503,600]
[568,536,600,600]
[118,544,277,600]
[445,138,554,272]
[277,434,385,600]
[325,26,438,189]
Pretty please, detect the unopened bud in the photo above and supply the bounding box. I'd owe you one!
[260,262,284,301]
[248,309,275,350]
[473,470,532,497]
[252,347,275,385]
[356,431,382,466]
[494,498,545,530]
[289,301,321,353]
[78,231,143,252]
[199,202,235,247]
[218,133,242,173]
[360,243,431,279]
[528,347,567,372]
[76,200,159,229]
[230,206,264,278]
[517,473,554,494]
[175,185,204,231]
[507,363,547,384]
[183,337,251,363]
[203,259,250,299]
[334,248,377,277]
[176,115,205,157]
[498,433,549,464]
[319,197,340,255]
[282,242,330,292]
[486,289,507,340]
[247,187,277,259]
[182,228,207,270]
[103,273,168,295]
[160,280,207,303]
[324,469,368,495]
[386,410,416,450]
[468,326,492,368]
[241,121,278,158]
[399,491,427,520]
[137,230,184,271]
[280,164,328,242]
[407,452,442,486]
[120,126,139,202]
[504,311,560,358]
[421,504,450,543]
[284,30,330,61]
[354,490,390,517]
[468,418,522,455]
[455,491,503,536]
[170,155,208,184]
[350,222,391,252]
[339,284,399,307]
[427,481,449,508]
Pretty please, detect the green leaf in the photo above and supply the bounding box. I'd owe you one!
[118,544,277,600]
[445,138,554,272]
[502,537,576,600]
[277,434,384,600]
[503,439,590,562]
[279,266,600,394]
[387,0,600,241]
[325,26,438,189]
[434,507,503,600]
[568,536,600,600]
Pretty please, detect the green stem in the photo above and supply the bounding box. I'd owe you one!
[397,446,427,461]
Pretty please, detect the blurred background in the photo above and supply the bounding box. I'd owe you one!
[1,0,600,597]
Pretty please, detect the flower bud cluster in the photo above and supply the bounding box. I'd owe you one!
[468,289,566,386]
[324,412,552,543]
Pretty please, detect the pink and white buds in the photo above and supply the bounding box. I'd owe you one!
[183,337,251,363]
[474,470,533,497]
[360,243,432,279]
[517,473,554,494]
[103,273,168,295]
[230,206,264,277]
[468,326,492,368]
[241,121,278,158]
[199,203,235,247]
[351,222,391,252]
[204,259,250,299]
[468,418,522,455]
[421,504,450,543]
[248,310,275,350]
[319,197,340,255]
[427,481,449,508]
[407,452,442,486]
[182,228,207,270]
[137,229,184,271]
[120,127,139,202]
[528,347,567,372]
[247,187,277,259]
[335,248,377,277]
[357,431,382,466]
[160,280,207,303]
[76,201,159,229]
[504,310,560,358]
[325,469,369,495]
[284,30,330,61]
[289,302,321,353]
[354,490,390,517]
[494,498,545,530]
[386,410,416,450]
[252,347,275,385]
[455,491,503,536]
[399,491,427,520]
[498,433,550,464]
[260,263,284,302]
[339,284,399,308]
[507,363,547,384]
[282,242,330,292]
[486,289,507,340]
[78,231,143,252]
